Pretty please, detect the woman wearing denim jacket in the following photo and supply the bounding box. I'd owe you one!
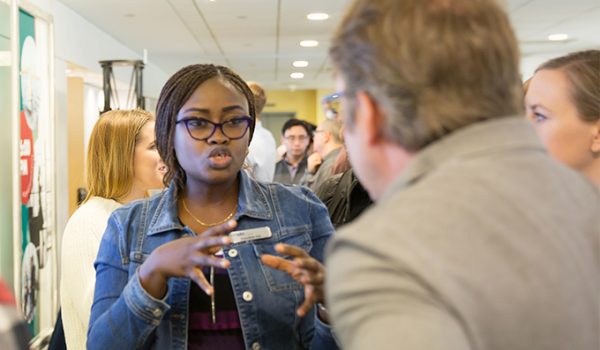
[87,64,337,350]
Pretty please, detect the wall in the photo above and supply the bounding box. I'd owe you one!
[17,0,169,247]
[0,0,15,288]
[264,89,317,125]
[66,77,84,216]
[24,0,168,97]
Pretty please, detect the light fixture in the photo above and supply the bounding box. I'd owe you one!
[292,60,309,68]
[307,13,329,21]
[548,33,569,41]
[300,40,319,47]
[290,72,304,79]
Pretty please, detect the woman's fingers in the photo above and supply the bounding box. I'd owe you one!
[297,285,316,317]
[260,254,295,274]
[293,256,322,272]
[193,235,232,252]
[191,255,230,269]
[274,243,308,258]
[189,267,213,295]
[198,220,237,238]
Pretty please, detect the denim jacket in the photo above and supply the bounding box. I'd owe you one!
[87,171,336,350]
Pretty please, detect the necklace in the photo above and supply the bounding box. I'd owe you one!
[182,199,236,227]
[182,199,235,324]
[210,267,216,324]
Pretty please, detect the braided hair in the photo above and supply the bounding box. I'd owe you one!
[155,64,256,197]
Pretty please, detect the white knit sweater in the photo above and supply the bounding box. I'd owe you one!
[60,196,121,350]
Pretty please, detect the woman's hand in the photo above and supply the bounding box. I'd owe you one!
[139,220,236,299]
[260,243,325,317]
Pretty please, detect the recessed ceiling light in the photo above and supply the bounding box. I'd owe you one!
[290,72,305,79]
[300,40,319,47]
[548,33,569,41]
[292,60,309,68]
[307,13,329,21]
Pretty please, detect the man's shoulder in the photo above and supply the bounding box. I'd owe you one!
[338,151,600,246]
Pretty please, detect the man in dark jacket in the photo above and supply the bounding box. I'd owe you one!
[274,118,312,185]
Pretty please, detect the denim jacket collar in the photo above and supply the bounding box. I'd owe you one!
[148,170,272,236]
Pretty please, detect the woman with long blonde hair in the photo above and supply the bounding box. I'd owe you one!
[60,109,165,350]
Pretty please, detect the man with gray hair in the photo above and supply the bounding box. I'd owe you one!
[325,0,600,350]
[302,119,343,191]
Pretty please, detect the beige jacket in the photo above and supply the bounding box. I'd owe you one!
[326,117,600,350]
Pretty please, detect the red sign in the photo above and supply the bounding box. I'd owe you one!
[20,111,34,204]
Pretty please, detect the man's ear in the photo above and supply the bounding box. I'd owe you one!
[355,91,385,146]
[591,119,600,153]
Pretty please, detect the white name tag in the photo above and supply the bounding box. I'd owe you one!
[229,226,273,244]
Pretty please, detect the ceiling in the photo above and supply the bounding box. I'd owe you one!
[59,0,600,90]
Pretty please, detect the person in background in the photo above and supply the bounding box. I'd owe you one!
[325,0,600,350]
[301,119,343,191]
[245,81,277,182]
[525,50,600,187]
[273,118,312,185]
[87,64,335,349]
[314,100,372,228]
[0,279,30,350]
[60,109,165,350]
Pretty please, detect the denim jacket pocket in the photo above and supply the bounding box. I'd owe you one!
[253,225,313,292]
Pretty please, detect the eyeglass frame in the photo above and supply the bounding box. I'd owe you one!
[283,135,310,142]
[175,116,253,142]
[321,91,349,105]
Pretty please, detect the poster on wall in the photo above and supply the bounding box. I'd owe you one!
[18,6,56,337]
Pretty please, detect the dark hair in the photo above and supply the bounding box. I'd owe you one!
[330,0,523,151]
[155,64,256,197]
[281,118,312,137]
[535,50,600,123]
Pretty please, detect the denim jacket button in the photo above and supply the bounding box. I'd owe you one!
[251,342,261,350]
[242,291,253,302]
[228,249,238,258]
[152,308,162,317]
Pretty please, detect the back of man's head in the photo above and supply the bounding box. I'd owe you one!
[247,81,267,116]
[330,0,523,152]
[319,119,343,146]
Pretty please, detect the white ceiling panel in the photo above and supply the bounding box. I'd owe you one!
[59,0,600,90]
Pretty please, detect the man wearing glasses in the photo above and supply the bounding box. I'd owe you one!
[301,119,343,191]
[274,118,312,185]
[325,0,600,349]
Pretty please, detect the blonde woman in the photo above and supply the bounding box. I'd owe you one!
[60,109,165,350]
